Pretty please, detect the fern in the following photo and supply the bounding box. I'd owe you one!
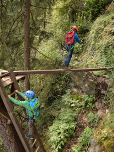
[49,108,77,151]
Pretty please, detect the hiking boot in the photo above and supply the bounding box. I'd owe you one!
[61,63,66,68]
[25,135,34,139]
[65,67,71,70]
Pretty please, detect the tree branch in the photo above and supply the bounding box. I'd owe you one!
[5,11,25,40]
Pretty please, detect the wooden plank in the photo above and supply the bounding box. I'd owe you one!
[15,107,25,117]
[31,139,37,148]
[33,125,46,152]
[1,75,25,88]
[13,67,113,75]
[19,119,25,126]
[0,107,11,120]
[0,72,10,78]
[8,111,32,152]
[2,76,13,87]
[0,81,14,114]
[24,126,28,133]
[36,146,39,152]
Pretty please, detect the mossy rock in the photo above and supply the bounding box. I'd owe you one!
[98,137,114,152]
[103,138,114,152]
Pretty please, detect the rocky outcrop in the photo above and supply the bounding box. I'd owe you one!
[71,72,110,96]
[71,72,98,95]
[88,138,100,152]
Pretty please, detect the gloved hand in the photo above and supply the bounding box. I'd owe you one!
[80,38,84,44]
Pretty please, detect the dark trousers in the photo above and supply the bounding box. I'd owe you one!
[64,45,74,67]
[28,119,34,135]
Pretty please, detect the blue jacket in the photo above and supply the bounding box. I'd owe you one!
[73,33,80,45]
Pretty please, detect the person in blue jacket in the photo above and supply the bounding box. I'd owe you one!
[62,26,80,69]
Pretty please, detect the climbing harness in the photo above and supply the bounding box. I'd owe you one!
[61,43,74,52]
[13,110,29,122]
[66,45,74,52]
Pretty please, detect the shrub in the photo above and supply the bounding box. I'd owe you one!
[49,108,77,152]
[81,95,95,110]
[72,126,93,151]
[87,112,97,127]
[84,0,112,20]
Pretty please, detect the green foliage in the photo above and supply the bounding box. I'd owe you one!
[78,126,92,148]
[76,11,114,76]
[96,113,114,151]
[85,0,112,20]
[72,126,93,151]
[68,93,82,108]
[72,145,84,152]
[0,135,7,152]
[31,73,70,107]
[65,92,96,112]
[81,95,95,110]
[87,112,97,127]
[74,11,91,35]
[49,108,77,152]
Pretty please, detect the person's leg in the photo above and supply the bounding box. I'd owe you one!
[64,47,74,67]
[28,119,34,135]
[25,119,34,139]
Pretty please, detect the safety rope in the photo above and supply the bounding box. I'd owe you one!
[86,81,110,152]
[102,0,114,16]
[13,110,29,122]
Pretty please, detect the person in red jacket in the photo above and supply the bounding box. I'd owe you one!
[62,26,80,69]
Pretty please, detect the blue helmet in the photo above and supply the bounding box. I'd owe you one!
[24,90,35,99]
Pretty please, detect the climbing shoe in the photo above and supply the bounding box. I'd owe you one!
[65,67,71,70]
[25,135,34,139]
[61,63,66,68]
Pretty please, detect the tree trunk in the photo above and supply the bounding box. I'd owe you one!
[0,114,25,152]
[24,0,30,91]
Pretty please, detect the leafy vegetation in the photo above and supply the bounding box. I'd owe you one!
[72,126,93,152]
[94,113,114,152]
[87,112,97,127]
[49,108,77,152]
[0,0,114,152]
[0,135,7,152]
[84,0,112,20]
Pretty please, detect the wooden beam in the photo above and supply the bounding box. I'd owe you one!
[13,67,113,75]
[0,107,11,120]
[0,72,10,78]
[1,75,25,88]
[33,125,46,152]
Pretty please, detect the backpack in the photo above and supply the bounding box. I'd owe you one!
[29,98,41,119]
[65,31,75,45]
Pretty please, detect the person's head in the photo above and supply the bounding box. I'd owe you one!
[24,90,35,100]
[71,26,78,33]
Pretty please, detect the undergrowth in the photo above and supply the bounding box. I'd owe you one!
[72,126,93,152]
[49,108,77,152]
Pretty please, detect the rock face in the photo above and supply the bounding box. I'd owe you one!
[88,138,100,152]
[71,72,98,95]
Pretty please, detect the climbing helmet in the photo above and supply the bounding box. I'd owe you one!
[25,90,35,99]
[72,26,78,32]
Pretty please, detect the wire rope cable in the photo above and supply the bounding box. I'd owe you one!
[86,81,110,152]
